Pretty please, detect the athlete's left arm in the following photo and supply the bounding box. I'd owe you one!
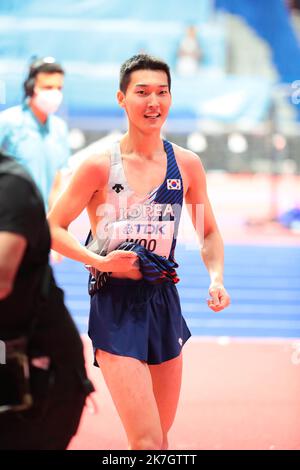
[183,151,230,312]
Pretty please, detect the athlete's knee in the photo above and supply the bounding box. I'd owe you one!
[130,430,163,450]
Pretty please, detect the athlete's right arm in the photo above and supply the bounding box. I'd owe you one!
[47,154,138,272]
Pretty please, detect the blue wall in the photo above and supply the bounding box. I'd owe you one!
[0,0,212,23]
[215,0,300,84]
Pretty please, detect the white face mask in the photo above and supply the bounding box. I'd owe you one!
[34,89,63,115]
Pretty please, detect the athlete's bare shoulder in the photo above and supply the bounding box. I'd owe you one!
[170,141,206,183]
[73,148,110,172]
[71,148,111,191]
[171,142,203,165]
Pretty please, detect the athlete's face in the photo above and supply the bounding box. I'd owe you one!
[117,69,171,133]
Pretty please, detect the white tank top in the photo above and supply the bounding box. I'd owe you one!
[87,140,183,261]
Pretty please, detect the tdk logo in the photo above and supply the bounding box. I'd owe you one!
[125,223,166,235]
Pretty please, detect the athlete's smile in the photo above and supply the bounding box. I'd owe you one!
[144,113,161,119]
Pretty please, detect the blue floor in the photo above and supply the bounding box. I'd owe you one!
[52,244,300,338]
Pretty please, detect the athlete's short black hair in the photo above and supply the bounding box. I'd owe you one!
[119,54,171,94]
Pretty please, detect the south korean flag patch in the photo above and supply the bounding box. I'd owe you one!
[167,179,181,190]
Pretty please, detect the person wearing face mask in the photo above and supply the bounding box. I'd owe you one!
[0,57,69,211]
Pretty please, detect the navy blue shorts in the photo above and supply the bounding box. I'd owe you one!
[88,277,191,365]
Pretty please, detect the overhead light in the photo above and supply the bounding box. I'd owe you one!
[227,132,248,154]
[187,132,207,153]
[272,133,287,151]
[68,128,86,150]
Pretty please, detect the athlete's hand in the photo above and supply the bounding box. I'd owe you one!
[207,282,230,312]
[101,250,140,273]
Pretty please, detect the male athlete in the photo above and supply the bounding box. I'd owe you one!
[48,54,230,450]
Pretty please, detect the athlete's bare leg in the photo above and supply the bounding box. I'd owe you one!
[96,349,163,450]
[149,354,183,450]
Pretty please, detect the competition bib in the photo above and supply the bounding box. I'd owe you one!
[106,219,174,258]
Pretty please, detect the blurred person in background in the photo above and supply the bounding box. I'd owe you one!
[0,57,69,211]
[176,25,203,77]
[0,150,93,450]
[48,54,230,450]
[286,0,300,37]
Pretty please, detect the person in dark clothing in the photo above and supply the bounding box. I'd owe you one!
[0,151,93,450]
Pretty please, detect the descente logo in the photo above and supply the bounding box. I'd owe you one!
[0,340,6,364]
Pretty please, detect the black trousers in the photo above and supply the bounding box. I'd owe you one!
[0,280,92,450]
[0,367,87,450]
